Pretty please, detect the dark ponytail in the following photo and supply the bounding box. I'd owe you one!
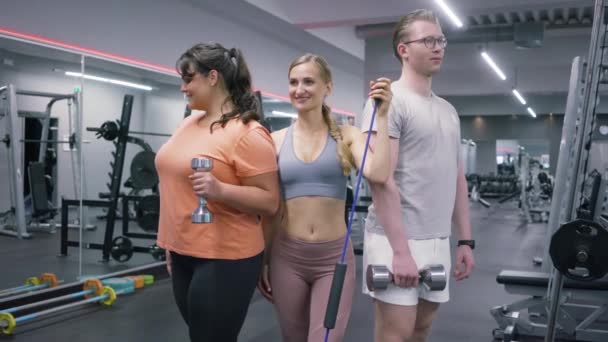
[221,48,259,129]
[176,43,260,133]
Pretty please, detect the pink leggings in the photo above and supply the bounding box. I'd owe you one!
[270,233,355,342]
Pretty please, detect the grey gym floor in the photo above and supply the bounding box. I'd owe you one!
[0,200,550,341]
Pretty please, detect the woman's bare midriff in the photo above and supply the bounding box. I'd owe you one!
[282,196,347,242]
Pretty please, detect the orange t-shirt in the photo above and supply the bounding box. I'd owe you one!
[155,114,277,259]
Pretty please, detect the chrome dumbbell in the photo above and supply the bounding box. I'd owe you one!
[366,264,447,292]
[191,157,213,224]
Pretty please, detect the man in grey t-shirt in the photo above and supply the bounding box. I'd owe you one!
[360,9,475,341]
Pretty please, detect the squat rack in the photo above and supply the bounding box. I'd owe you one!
[0,84,84,239]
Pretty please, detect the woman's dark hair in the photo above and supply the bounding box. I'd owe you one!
[176,42,259,132]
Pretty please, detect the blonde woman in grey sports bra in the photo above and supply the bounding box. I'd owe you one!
[257,53,392,342]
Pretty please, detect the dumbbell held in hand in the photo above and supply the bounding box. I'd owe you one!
[366,264,446,292]
[191,157,214,224]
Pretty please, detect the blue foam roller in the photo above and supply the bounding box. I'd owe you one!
[102,278,135,294]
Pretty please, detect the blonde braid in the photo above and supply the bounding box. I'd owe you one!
[322,104,355,175]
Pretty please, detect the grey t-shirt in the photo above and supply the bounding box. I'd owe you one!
[361,80,461,239]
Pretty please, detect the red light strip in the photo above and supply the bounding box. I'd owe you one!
[0,27,355,117]
[0,27,176,74]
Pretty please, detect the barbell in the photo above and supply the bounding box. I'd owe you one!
[87,120,171,141]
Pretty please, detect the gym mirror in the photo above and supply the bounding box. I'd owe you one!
[0,36,86,291]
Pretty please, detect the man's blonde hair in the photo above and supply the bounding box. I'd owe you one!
[392,9,441,63]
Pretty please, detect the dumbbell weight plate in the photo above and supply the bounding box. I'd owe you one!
[149,244,166,261]
[130,151,159,190]
[419,265,447,291]
[99,121,119,141]
[110,236,134,262]
[366,265,391,291]
[135,195,159,232]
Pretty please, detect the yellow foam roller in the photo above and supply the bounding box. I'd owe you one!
[100,286,117,306]
[0,312,16,335]
[25,277,39,287]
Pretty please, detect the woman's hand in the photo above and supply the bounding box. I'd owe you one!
[368,77,393,117]
[189,170,224,200]
[165,250,172,276]
[257,264,273,302]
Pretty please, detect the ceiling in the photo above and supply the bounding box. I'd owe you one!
[0,0,599,116]
[245,0,597,115]
[245,0,594,59]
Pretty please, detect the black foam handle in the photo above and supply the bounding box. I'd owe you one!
[324,263,347,329]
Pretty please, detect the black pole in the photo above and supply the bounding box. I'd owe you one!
[101,95,133,261]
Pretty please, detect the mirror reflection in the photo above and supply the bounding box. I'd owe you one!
[0,37,86,290]
[0,35,357,293]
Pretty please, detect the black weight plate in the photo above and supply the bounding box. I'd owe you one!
[136,195,160,232]
[550,219,608,281]
[110,236,134,262]
[130,151,159,189]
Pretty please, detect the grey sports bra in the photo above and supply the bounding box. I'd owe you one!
[278,125,347,200]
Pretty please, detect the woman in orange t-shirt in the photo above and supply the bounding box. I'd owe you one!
[155,43,280,342]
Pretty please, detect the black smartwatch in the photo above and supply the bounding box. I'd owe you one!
[457,240,475,250]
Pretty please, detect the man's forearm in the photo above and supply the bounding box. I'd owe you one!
[369,180,410,254]
[452,170,472,240]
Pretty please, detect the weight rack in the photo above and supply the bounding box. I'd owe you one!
[60,94,161,262]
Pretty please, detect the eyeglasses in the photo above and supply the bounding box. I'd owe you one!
[402,36,448,49]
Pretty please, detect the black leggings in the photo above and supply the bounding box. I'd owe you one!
[170,251,263,342]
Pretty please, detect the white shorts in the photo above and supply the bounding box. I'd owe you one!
[362,230,451,306]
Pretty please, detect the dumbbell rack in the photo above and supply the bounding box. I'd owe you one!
[60,94,164,263]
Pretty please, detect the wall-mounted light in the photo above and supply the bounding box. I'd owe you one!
[264,98,285,103]
[512,89,526,105]
[65,71,153,91]
[527,107,537,118]
[271,110,297,118]
[434,0,463,28]
[481,52,507,81]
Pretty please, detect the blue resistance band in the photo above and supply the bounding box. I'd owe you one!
[323,100,379,342]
